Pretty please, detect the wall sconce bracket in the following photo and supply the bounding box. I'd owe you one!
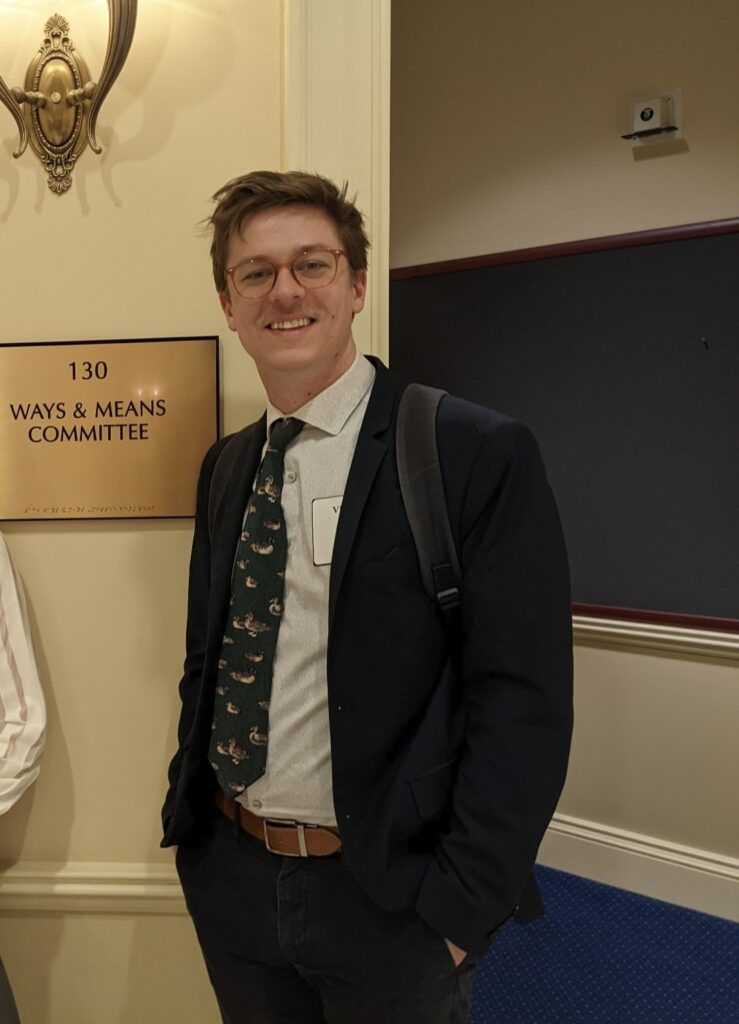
[0,3,137,194]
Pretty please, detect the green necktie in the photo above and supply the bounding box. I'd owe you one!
[209,416,304,795]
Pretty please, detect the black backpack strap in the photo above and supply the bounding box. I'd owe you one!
[396,383,462,619]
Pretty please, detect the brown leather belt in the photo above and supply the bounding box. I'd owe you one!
[214,790,342,857]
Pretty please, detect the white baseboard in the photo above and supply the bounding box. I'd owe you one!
[540,813,739,923]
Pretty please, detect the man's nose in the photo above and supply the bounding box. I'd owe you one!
[270,265,305,301]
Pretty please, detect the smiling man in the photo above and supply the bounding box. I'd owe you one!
[162,170,573,1024]
[218,204,365,404]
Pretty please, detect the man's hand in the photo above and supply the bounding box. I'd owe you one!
[444,937,467,967]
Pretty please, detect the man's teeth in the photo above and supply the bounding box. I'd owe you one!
[269,318,311,330]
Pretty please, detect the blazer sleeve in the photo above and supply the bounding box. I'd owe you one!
[415,418,574,954]
[161,440,223,832]
[0,535,46,816]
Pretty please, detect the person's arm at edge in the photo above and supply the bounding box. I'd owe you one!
[0,534,46,815]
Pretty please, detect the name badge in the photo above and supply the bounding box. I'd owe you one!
[312,496,343,566]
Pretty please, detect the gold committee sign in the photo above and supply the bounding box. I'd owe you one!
[0,337,219,520]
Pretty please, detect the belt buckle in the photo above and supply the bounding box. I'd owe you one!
[263,817,308,857]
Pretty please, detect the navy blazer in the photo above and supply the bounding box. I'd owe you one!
[162,359,573,956]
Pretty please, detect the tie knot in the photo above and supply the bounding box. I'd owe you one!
[269,416,304,453]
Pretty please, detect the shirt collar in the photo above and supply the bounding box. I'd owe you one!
[266,350,375,437]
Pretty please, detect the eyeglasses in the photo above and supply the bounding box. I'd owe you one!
[225,248,348,299]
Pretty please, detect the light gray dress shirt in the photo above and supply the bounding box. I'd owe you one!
[237,351,375,826]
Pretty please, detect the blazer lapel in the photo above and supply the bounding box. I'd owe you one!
[329,361,400,630]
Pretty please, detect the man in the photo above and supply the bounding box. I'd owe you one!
[1,533,46,1024]
[162,170,573,1024]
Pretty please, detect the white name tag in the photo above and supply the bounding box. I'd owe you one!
[312,495,343,566]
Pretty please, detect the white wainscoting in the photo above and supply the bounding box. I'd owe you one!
[0,861,185,916]
[573,610,732,659]
[539,813,739,923]
[573,616,739,660]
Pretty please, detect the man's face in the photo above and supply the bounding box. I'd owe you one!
[219,205,367,382]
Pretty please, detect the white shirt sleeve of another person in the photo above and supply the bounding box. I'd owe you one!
[0,534,46,815]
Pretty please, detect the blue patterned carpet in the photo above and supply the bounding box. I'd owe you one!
[470,866,739,1024]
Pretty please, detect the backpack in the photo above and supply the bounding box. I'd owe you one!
[207,383,462,618]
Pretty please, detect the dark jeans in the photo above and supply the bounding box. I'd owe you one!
[0,957,20,1024]
[176,811,478,1024]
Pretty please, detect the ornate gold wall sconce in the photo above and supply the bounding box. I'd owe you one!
[0,2,137,194]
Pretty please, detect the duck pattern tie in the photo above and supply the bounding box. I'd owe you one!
[209,416,304,796]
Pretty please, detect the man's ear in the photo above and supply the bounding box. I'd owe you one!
[219,289,237,332]
[352,269,368,316]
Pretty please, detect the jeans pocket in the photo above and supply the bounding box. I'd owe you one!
[416,918,460,975]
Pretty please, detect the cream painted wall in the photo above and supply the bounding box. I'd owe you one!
[390,0,739,268]
[0,1,391,1020]
[2,910,219,1024]
[390,0,739,875]
[0,4,283,1019]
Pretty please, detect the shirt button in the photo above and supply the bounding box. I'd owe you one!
[251,799,262,809]
[285,471,297,483]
